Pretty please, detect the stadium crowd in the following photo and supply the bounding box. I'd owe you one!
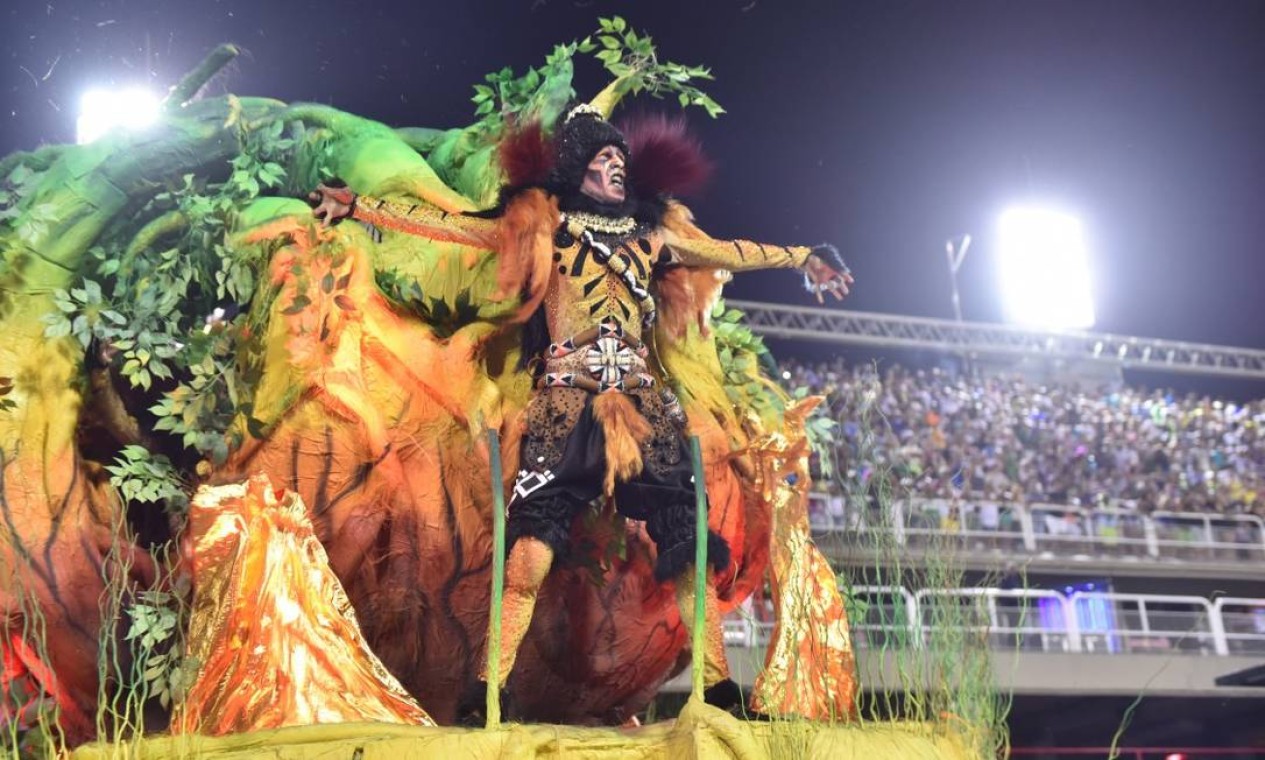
[778,357,1265,522]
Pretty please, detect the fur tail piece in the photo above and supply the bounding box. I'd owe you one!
[591,393,652,495]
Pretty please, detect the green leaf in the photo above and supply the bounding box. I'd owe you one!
[282,294,310,315]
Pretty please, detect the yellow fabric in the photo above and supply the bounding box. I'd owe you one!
[74,699,974,759]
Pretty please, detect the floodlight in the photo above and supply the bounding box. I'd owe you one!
[996,206,1095,330]
[76,87,161,144]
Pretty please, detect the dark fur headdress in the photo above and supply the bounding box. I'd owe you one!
[548,104,630,191]
[491,106,711,212]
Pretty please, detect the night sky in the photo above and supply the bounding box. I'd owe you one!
[4,1,1265,349]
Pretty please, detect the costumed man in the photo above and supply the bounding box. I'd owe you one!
[308,103,852,710]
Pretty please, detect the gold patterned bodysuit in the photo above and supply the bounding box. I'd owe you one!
[351,190,813,563]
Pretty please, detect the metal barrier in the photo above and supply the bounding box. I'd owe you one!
[1212,597,1265,656]
[1070,592,1221,655]
[1151,511,1265,563]
[847,585,919,650]
[914,587,1079,654]
[810,495,1265,565]
[722,587,1264,658]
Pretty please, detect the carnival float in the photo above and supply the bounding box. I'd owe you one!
[0,21,999,758]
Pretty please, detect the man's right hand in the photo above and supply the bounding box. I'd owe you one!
[307,182,357,226]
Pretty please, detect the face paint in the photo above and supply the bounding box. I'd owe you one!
[579,145,627,204]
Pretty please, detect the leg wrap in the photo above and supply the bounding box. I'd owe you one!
[674,569,731,687]
[486,537,555,683]
[645,500,732,583]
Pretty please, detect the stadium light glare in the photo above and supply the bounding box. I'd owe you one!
[76,87,161,145]
[997,206,1095,330]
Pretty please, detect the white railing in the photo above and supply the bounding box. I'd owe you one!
[1212,597,1265,656]
[723,588,1265,658]
[915,587,1080,654]
[807,495,1265,565]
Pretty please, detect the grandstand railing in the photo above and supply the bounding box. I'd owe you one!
[807,495,1265,564]
[1213,597,1265,656]
[724,588,1265,657]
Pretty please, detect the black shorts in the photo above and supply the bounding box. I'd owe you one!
[506,392,730,582]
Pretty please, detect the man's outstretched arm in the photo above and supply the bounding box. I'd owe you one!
[660,201,853,302]
[308,181,500,250]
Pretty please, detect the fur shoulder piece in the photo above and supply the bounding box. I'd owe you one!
[499,120,554,189]
[660,199,705,237]
[619,113,713,200]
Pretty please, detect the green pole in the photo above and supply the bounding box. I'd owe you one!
[688,435,708,701]
[486,428,506,727]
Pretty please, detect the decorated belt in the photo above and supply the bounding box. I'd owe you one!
[536,317,655,394]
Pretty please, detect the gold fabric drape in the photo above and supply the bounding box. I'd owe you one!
[749,400,859,720]
[172,475,433,734]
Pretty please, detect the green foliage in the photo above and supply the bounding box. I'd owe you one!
[587,16,724,117]
[0,163,45,222]
[0,163,56,255]
[374,268,480,339]
[126,590,196,711]
[147,326,253,465]
[40,118,288,461]
[791,385,840,480]
[710,299,785,422]
[709,299,839,475]
[470,41,579,137]
[105,446,189,518]
[467,15,723,137]
[0,375,16,412]
[2,671,59,758]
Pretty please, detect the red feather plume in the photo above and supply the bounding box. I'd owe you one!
[619,113,713,199]
[498,120,553,188]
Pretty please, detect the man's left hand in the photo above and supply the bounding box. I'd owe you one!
[803,244,853,303]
